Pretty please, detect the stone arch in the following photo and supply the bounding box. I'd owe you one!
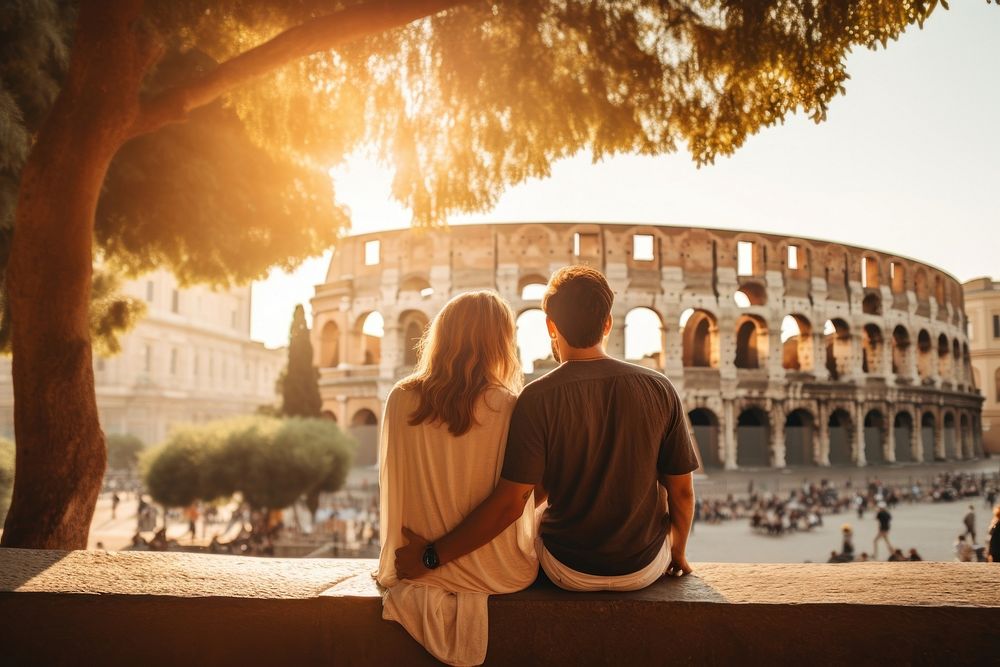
[916,329,933,382]
[995,368,1000,401]
[891,326,910,377]
[624,307,664,368]
[735,315,768,369]
[734,281,767,307]
[781,314,813,372]
[681,309,718,368]
[736,406,770,467]
[824,319,851,380]
[920,411,937,462]
[861,324,884,374]
[890,261,906,294]
[943,411,958,459]
[960,413,972,459]
[351,408,378,426]
[863,409,886,464]
[319,320,340,368]
[518,273,549,301]
[951,339,962,384]
[399,310,430,367]
[861,255,880,289]
[828,409,853,465]
[349,408,379,467]
[937,333,951,380]
[862,292,882,315]
[354,312,384,365]
[688,408,721,469]
[893,410,914,462]
[784,409,816,466]
[398,274,433,300]
[914,269,929,302]
[321,409,338,423]
[934,275,946,309]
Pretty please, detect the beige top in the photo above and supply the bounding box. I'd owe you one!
[376,385,537,666]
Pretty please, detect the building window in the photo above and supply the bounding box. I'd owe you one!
[364,240,381,266]
[171,289,180,313]
[146,281,155,302]
[994,314,1000,339]
[573,232,600,257]
[737,241,754,277]
[787,245,799,270]
[632,234,654,262]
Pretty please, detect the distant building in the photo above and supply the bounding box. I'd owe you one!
[963,277,1000,454]
[0,268,285,445]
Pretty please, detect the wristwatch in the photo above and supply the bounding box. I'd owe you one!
[422,542,441,570]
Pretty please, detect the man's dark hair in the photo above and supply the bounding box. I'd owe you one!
[542,266,614,348]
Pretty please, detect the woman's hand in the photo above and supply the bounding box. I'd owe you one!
[394,526,431,580]
[666,554,693,577]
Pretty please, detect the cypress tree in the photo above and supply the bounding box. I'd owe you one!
[281,305,323,418]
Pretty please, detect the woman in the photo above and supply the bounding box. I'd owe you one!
[988,504,1000,563]
[376,291,537,666]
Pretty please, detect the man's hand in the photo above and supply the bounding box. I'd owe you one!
[394,526,431,580]
[666,553,693,577]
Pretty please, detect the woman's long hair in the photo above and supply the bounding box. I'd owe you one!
[400,290,523,436]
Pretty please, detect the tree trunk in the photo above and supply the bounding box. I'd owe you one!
[0,0,160,549]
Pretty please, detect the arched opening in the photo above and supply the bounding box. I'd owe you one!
[995,368,1000,401]
[890,262,906,294]
[399,311,429,367]
[960,413,971,459]
[864,410,885,464]
[943,412,957,460]
[734,281,767,307]
[828,409,853,465]
[934,276,946,309]
[357,312,384,365]
[519,274,549,302]
[321,409,338,423]
[399,275,433,300]
[784,409,815,466]
[824,319,850,380]
[681,309,718,368]
[736,407,770,467]
[861,324,884,374]
[349,408,379,467]
[916,330,932,382]
[861,256,880,289]
[893,411,913,462]
[516,309,550,373]
[624,307,663,368]
[320,321,340,367]
[920,412,936,462]
[735,316,768,369]
[914,269,929,302]
[951,339,962,384]
[781,315,813,372]
[891,326,910,376]
[688,408,721,469]
[862,293,882,316]
[937,333,951,380]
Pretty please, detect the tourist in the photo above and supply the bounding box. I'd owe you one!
[908,548,923,561]
[858,552,869,562]
[840,524,855,561]
[988,505,1000,563]
[111,492,120,520]
[962,505,976,543]
[873,503,894,559]
[887,548,906,562]
[376,291,538,665]
[954,535,975,562]
[393,267,699,659]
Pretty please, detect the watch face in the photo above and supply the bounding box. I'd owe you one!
[422,545,440,569]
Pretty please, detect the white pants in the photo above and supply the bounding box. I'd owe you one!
[537,537,671,592]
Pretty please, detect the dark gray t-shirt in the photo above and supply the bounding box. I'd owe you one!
[501,357,699,576]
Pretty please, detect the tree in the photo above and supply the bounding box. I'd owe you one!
[280,305,323,418]
[104,433,145,471]
[2,0,955,548]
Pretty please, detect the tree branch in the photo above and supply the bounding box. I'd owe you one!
[129,0,475,138]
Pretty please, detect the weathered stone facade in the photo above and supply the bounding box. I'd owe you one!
[311,223,983,470]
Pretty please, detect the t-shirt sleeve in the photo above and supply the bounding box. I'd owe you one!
[500,392,546,485]
[657,381,700,476]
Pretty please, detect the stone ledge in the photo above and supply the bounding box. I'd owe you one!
[1,548,998,665]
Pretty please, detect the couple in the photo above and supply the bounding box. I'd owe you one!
[375,266,699,665]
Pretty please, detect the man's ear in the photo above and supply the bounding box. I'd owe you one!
[603,315,613,337]
[546,317,558,339]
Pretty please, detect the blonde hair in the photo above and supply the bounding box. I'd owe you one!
[400,290,522,436]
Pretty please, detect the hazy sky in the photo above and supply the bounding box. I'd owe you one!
[251,2,1000,349]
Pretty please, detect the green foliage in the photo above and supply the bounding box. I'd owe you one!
[104,433,145,471]
[0,438,14,523]
[142,416,354,510]
[280,305,322,417]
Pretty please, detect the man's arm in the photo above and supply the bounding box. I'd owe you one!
[394,478,534,580]
[660,472,695,576]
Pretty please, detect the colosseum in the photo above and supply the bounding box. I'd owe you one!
[310,223,984,470]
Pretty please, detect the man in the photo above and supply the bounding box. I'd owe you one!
[395,266,699,589]
[962,505,976,543]
[873,502,893,559]
[955,534,974,562]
